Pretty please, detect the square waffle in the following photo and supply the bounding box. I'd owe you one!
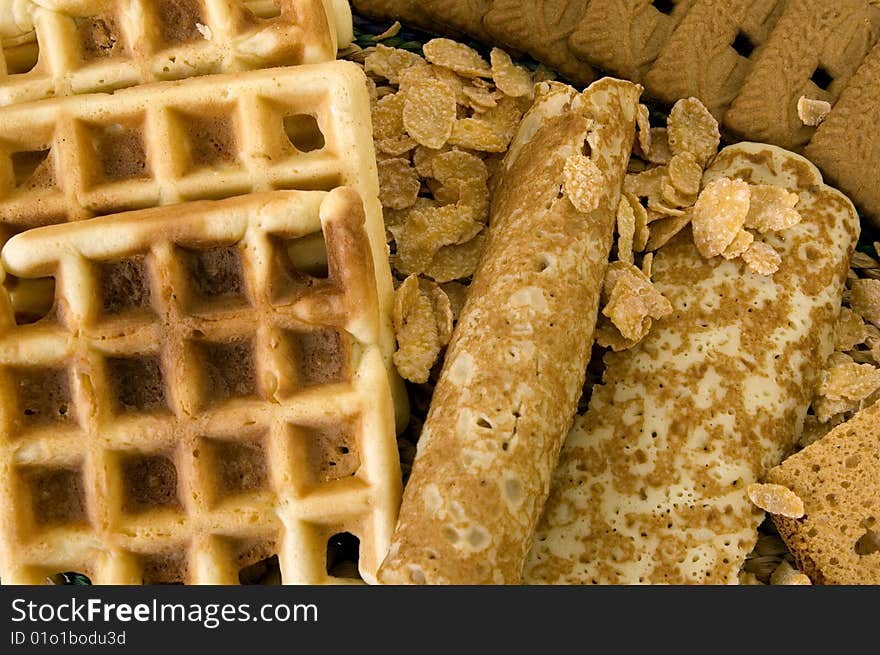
[0,0,353,107]
[0,188,403,585]
[0,61,396,354]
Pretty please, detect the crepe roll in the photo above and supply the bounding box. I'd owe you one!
[378,77,642,584]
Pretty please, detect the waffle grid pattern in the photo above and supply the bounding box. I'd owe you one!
[0,61,379,234]
[0,189,401,585]
[0,0,341,107]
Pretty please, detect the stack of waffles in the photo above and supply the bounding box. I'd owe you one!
[0,0,405,585]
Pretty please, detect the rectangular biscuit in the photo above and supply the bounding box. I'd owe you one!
[567,0,694,84]
[765,400,880,585]
[483,0,596,85]
[804,40,880,228]
[524,143,859,584]
[725,0,880,150]
[644,0,786,120]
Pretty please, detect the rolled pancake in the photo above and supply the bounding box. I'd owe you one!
[524,142,860,584]
[378,78,641,584]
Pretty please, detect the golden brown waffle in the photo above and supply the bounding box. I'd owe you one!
[0,0,352,107]
[0,188,403,585]
[0,59,399,370]
[0,60,384,255]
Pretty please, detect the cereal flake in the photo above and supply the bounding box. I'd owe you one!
[667,97,721,166]
[563,154,605,213]
[797,96,832,127]
[423,38,492,78]
[742,241,781,276]
[746,483,805,519]
[691,177,751,258]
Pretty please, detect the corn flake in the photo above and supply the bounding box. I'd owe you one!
[625,166,667,213]
[745,184,802,232]
[641,252,654,279]
[421,278,454,346]
[797,95,832,127]
[378,158,421,210]
[667,151,702,198]
[746,483,805,519]
[850,278,880,327]
[635,104,651,157]
[770,560,812,586]
[645,212,692,251]
[440,281,469,321]
[721,229,754,260]
[372,92,418,155]
[392,275,441,384]
[835,307,868,351]
[489,47,533,98]
[742,241,781,276]
[449,117,509,152]
[819,360,880,404]
[691,177,751,258]
[463,85,499,111]
[424,229,488,283]
[667,97,721,166]
[625,192,650,252]
[616,197,636,264]
[595,314,641,352]
[602,264,673,342]
[365,44,428,85]
[403,77,457,149]
[423,38,492,78]
[431,150,490,223]
[562,154,604,213]
[646,127,672,165]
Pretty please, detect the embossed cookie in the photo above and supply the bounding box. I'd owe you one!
[645,0,786,120]
[351,0,432,32]
[483,0,596,85]
[352,0,493,42]
[568,0,694,84]
[725,0,880,150]
[805,40,880,228]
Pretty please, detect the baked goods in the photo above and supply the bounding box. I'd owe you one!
[0,189,403,585]
[377,77,641,584]
[483,0,595,85]
[353,0,597,85]
[568,0,693,84]
[724,0,880,150]
[805,41,880,228]
[764,399,880,585]
[0,0,350,107]
[645,0,786,120]
[0,61,388,274]
[352,0,492,42]
[524,142,859,584]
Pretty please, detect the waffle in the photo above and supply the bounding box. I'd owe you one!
[0,0,353,107]
[0,188,403,585]
[0,58,390,301]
